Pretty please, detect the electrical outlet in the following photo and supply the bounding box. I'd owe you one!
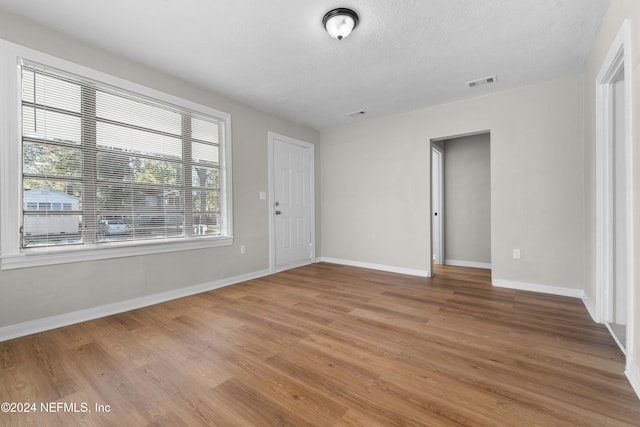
[513,249,521,259]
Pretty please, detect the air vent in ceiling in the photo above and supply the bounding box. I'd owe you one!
[466,75,497,88]
[347,110,366,117]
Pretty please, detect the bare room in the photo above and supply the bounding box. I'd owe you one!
[0,1,639,425]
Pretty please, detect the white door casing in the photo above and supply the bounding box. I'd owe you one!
[612,71,628,327]
[268,132,315,271]
[595,20,633,356]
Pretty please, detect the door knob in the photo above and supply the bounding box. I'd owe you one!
[275,210,281,215]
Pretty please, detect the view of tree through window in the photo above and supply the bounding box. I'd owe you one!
[21,62,226,248]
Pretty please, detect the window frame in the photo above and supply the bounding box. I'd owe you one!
[0,40,233,270]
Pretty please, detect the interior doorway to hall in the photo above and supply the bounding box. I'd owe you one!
[431,132,491,273]
[595,21,631,354]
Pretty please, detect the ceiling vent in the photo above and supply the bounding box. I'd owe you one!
[347,110,366,117]
[466,75,497,88]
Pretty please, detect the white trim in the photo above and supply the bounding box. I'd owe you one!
[582,293,599,323]
[2,236,233,270]
[0,40,23,258]
[595,20,630,323]
[594,20,634,357]
[445,259,491,269]
[492,278,585,299]
[431,144,445,266]
[267,132,316,273]
[626,359,640,401]
[0,39,234,268]
[318,257,430,278]
[0,268,271,342]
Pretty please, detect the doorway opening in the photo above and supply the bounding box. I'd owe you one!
[431,131,491,275]
[595,21,632,354]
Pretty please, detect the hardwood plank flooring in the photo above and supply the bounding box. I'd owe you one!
[1,263,639,426]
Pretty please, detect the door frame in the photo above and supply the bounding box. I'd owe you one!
[595,20,633,354]
[430,130,491,275]
[267,132,316,273]
[431,144,445,266]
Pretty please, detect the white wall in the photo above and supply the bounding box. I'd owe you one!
[0,11,320,332]
[582,0,640,398]
[443,133,491,267]
[320,74,585,289]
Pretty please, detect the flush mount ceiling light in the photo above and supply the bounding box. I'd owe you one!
[323,8,359,40]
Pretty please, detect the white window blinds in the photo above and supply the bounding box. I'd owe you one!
[20,61,227,249]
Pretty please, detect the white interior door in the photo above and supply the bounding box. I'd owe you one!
[270,133,315,271]
[431,146,444,265]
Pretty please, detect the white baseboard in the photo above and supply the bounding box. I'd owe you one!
[627,359,640,400]
[0,268,271,342]
[492,278,585,299]
[318,257,430,278]
[445,259,492,269]
[581,293,599,323]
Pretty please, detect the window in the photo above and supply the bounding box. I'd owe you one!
[0,41,233,269]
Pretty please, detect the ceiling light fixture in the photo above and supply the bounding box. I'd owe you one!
[323,8,359,40]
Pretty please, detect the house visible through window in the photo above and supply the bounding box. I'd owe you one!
[20,61,230,249]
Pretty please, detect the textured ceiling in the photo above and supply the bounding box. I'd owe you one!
[0,0,610,130]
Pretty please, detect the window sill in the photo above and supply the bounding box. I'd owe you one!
[1,236,234,270]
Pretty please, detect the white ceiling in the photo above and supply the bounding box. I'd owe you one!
[0,0,610,130]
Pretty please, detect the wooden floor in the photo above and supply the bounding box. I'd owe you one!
[1,263,639,426]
